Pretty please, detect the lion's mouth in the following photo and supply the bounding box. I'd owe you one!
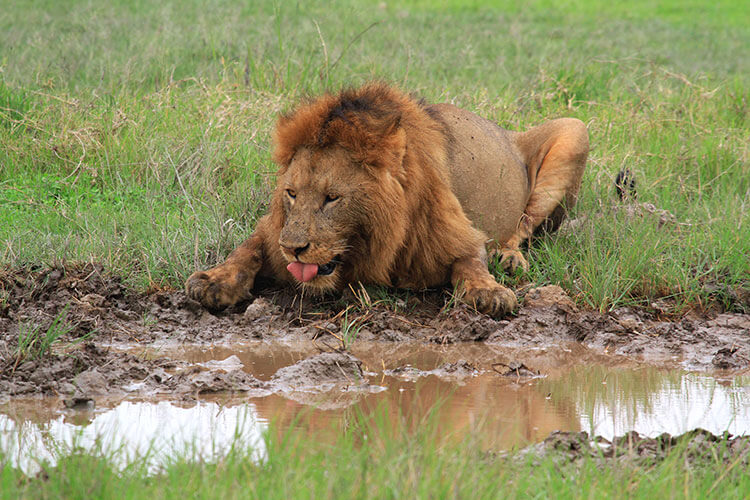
[317,259,339,276]
[287,256,341,282]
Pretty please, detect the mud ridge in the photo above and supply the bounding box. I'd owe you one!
[507,428,750,467]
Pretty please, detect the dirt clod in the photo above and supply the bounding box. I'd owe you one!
[712,346,749,370]
[492,361,540,378]
[271,352,366,391]
[164,366,269,396]
[523,285,578,312]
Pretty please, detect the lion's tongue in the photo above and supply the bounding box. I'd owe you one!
[287,262,319,282]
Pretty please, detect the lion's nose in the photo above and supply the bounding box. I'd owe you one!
[281,243,310,258]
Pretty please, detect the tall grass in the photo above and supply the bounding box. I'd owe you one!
[2,402,749,499]
[0,0,747,311]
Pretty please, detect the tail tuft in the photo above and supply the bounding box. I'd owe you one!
[615,169,637,201]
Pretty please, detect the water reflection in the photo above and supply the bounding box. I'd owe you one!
[2,343,749,475]
[1,401,265,475]
[537,366,750,437]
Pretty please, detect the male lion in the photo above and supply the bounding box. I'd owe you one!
[186,83,588,317]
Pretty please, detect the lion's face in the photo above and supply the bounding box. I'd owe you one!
[276,146,373,291]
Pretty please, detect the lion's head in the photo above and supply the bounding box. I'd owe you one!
[272,146,374,291]
[267,84,425,292]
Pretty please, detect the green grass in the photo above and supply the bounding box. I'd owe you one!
[0,0,747,312]
[3,404,750,499]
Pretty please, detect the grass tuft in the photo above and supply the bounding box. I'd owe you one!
[11,306,75,370]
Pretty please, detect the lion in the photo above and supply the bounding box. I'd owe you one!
[186,83,588,317]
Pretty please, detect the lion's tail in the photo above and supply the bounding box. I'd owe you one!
[615,169,637,201]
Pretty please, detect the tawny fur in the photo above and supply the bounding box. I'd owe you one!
[186,83,588,317]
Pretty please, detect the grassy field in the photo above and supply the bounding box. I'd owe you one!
[1,0,748,313]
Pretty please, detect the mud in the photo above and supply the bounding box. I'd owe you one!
[1,264,749,401]
[509,429,750,468]
[0,343,179,399]
[270,351,365,390]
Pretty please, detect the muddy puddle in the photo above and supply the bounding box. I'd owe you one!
[1,265,749,473]
[3,341,750,474]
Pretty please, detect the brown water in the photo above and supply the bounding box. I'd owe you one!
[2,341,749,474]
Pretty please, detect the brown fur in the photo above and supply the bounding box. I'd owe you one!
[186,83,588,317]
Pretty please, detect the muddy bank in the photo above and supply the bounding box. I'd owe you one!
[486,286,750,370]
[508,429,750,467]
[1,264,749,400]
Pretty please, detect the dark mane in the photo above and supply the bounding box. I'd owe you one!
[272,83,422,168]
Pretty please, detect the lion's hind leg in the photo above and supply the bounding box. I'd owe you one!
[499,118,589,271]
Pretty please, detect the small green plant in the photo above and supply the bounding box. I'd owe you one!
[440,281,464,316]
[141,312,158,328]
[12,306,75,371]
[333,306,366,350]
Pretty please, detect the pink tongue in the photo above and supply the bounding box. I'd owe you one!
[287,262,319,282]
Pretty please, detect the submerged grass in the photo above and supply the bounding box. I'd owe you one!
[2,403,750,499]
[0,0,747,312]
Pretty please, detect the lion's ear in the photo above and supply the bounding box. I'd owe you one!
[369,115,406,171]
[273,151,293,176]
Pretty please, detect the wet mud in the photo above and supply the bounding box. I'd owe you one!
[1,263,749,402]
[0,341,377,405]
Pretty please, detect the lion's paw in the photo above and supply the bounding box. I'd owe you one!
[498,249,529,272]
[185,268,250,312]
[461,280,517,318]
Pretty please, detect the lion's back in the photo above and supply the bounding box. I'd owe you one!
[428,103,530,247]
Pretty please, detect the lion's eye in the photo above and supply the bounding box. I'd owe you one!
[324,194,339,204]
[286,189,296,199]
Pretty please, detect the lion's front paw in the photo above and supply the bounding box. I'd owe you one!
[498,248,529,272]
[185,267,250,312]
[460,279,517,318]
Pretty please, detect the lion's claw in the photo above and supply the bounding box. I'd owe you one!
[461,280,517,318]
[185,268,249,312]
[499,249,529,272]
